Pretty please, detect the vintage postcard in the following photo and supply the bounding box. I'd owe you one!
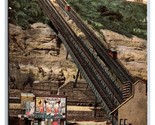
[8,0,147,125]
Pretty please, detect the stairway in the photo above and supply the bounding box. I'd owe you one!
[122,81,132,101]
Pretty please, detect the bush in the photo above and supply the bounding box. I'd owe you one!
[8,0,49,29]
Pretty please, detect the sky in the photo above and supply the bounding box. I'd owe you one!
[0,0,154,124]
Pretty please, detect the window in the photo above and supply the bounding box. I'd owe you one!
[120,119,123,125]
[124,119,128,125]
[120,119,128,125]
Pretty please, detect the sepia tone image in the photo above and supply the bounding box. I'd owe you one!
[8,0,147,125]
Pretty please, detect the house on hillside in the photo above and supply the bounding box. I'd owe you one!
[126,0,147,4]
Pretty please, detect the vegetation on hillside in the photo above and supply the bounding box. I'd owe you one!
[8,0,147,39]
[67,0,147,39]
[8,0,49,29]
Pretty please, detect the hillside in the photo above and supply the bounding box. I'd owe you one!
[8,0,147,89]
[67,0,147,39]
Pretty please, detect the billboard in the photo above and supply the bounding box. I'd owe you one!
[21,93,35,108]
[35,96,66,120]
[25,101,35,118]
[21,93,35,119]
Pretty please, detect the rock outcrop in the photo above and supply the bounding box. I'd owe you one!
[9,23,77,92]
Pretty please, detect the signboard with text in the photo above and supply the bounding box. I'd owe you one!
[25,101,35,118]
[21,93,35,118]
[21,93,35,108]
[35,96,66,119]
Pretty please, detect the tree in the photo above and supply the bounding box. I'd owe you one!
[8,0,49,29]
[67,0,147,39]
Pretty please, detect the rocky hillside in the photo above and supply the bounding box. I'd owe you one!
[9,23,78,90]
[9,22,147,91]
[100,29,147,80]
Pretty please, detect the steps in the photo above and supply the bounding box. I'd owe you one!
[122,81,132,101]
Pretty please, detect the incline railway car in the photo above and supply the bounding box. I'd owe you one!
[108,49,117,59]
[65,4,71,11]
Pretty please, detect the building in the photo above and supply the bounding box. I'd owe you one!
[126,0,147,4]
[111,80,147,125]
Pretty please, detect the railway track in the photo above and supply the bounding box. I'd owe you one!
[39,0,117,109]
[38,0,121,123]
[39,1,126,122]
[48,0,123,105]
[57,0,134,85]
[49,0,122,103]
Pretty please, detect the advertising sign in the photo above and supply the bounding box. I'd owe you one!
[21,93,35,108]
[20,93,35,119]
[35,96,66,120]
[25,101,35,118]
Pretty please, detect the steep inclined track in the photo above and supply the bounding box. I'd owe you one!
[35,0,135,124]
[47,0,123,103]
[57,0,134,84]
[39,0,119,109]
[38,0,118,123]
